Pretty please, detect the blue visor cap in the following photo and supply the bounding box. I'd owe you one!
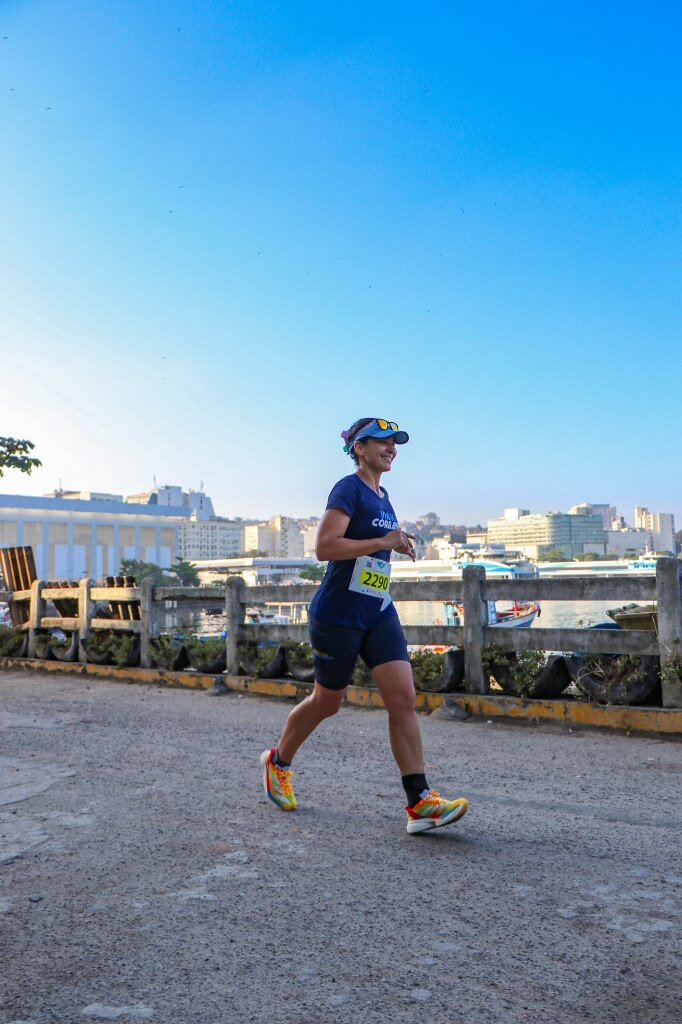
[353,422,409,445]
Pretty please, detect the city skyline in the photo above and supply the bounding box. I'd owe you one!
[3,2,681,524]
[0,478,674,536]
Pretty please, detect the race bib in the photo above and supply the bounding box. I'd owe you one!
[349,555,392,610]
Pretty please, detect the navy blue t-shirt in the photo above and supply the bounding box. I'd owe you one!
[308,473,401,629]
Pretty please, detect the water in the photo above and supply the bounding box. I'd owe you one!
[394,600,616,630]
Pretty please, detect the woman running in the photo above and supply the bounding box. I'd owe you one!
[260,417,468,834]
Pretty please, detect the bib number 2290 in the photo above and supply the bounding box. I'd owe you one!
[348,555,392,610]
[359,568,389,591]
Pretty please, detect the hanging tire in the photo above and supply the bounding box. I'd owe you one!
[79,638,112,665]
[565,654,660,705]
[186,646,227,674]
[283,647,315,683]
[150,639,190,671]
[50,631,79,662]
[413,649,465,693]
[486,653,571,698]
[239,643,285,678]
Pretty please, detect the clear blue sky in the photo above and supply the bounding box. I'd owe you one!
[2,0,680,526]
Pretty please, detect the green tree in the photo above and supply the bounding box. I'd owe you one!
[119,559,172,585]
[299,563,326,582]
[541,547,568,562]
[0,436,41,476]
[169,559,200,586]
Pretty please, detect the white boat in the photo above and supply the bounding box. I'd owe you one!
[245,606,291,625]
[441,600,540,629]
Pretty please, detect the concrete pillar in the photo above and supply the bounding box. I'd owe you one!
[155,525,162,567]
[225,576,246,675]
[27,579,45,657]
[77,578,93,663]
[139,577,155,669]
[462,565,487,694]
[134,525,142,561]
[656,557,682,708]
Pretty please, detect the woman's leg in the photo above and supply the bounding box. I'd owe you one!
[371,660,424,775]
[277,682,345,764]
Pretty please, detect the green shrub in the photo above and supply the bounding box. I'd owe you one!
[409,650,445,689]
[150,635,184,669]
[185,636,225,670]
[0,625,25,657]
[32,632,52,658]
[285,641,313,667]
[482,643,547,697]
[238,641,280,675]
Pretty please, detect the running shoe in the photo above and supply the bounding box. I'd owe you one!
[406,790,468,834]
[260,748,297,811]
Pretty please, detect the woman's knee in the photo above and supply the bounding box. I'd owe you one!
[311,682,344,718]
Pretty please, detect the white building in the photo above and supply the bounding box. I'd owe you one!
[243,516,304,559]
[569,502,618,531]
[634,507,675,553]
[604,528,651,557]
[127,484,215,520]
[0,493,188,579]
[426,536,457,560]
[179,517,246,561]
[193,556,311,588]
[243,522,277,556]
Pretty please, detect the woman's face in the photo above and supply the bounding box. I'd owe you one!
[355,436,397,473]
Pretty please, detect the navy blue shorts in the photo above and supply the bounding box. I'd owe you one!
[309,613,409,691]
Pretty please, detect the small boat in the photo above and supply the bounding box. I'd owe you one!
[245,606,291,625]
[442,601,540,628]
[606,603,657,631]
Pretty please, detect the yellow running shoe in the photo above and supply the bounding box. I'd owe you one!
[260,748,297,811]
[406,790,468,834]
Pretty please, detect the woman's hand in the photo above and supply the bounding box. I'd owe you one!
[316,509,417,562]
[384,529,416,561]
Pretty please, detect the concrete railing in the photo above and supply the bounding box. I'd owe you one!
[2,558,681,708]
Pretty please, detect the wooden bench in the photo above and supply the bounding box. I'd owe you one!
[0,547,140,628]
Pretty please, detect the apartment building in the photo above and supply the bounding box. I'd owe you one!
[487,509,605,559]
[244,516,304,558]
[634,507,676,553]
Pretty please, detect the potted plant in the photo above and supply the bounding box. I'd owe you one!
[185,636,227,674]
[283,641,315,683]
[149,635,190,671]
[0,625,28,658]
[80,630,140,667]
[481,644,571,699]
[410,648,465,693]
[565,653,660,705]
[238,641,285,678]
[31,631,53,660]
[49,630,79,662]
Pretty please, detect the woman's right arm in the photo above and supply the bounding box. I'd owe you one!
[315,508,415,562]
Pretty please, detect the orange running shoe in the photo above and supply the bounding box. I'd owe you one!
[260,748,297,811]
[406,790,468,834]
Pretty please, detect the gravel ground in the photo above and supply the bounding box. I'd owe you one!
[1,670,681,1024]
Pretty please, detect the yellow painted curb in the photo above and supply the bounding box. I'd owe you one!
[1,657,681,736]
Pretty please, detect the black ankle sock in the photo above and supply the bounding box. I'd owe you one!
[273,749,291,769]
[402,773,429,808]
